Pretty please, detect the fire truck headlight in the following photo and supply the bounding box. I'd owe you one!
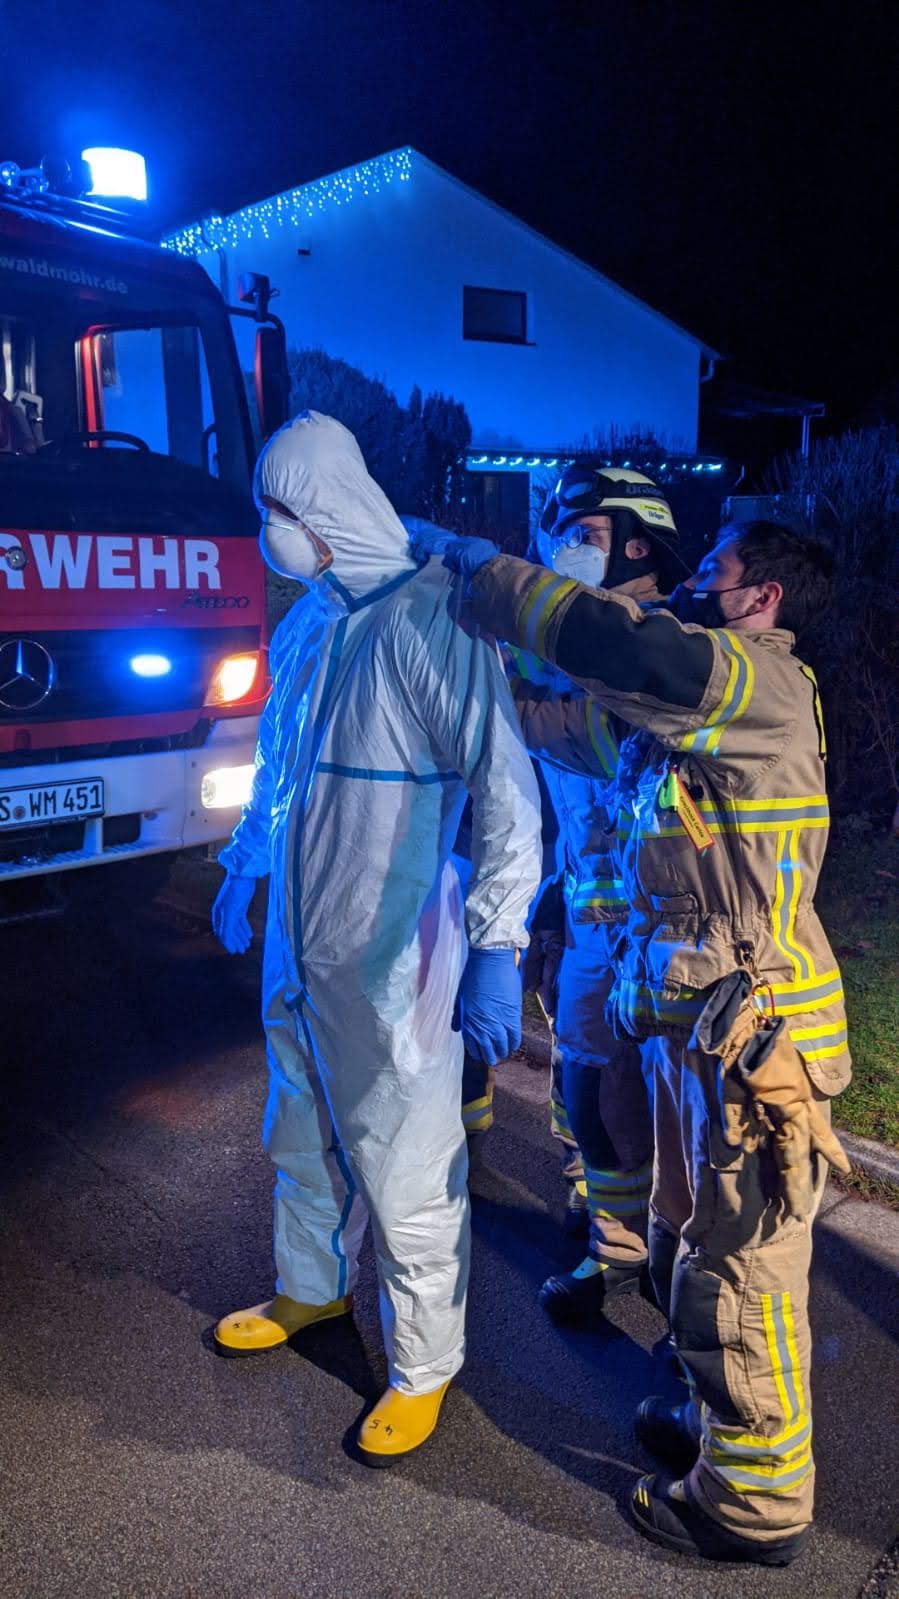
[205,652,260,706]
[82,147,148,202]
[130,653,172,678]
[201,765,256,810]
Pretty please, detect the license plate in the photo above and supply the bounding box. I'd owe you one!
[0,777,105,830]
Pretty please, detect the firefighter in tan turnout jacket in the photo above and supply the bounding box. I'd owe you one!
[408,516,850,1568]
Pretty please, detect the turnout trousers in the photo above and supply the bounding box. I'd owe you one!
[647,1032,829,1539]
[553,914,654,1265]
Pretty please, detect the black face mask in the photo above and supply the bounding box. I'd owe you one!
[667,582,756,629]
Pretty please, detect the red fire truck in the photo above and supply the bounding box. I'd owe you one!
[0,150,285,921]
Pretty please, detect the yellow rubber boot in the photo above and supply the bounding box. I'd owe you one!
[355,1381,451,1466]
[214,1292,353,1357]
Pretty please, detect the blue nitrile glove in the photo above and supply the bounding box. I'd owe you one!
[454,946,522,1065]
[408,526,500,577]
[212,872,257,955]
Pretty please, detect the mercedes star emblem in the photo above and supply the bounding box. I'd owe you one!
[0,638,56,711]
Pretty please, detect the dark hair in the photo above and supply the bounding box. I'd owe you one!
[722,520,834,636]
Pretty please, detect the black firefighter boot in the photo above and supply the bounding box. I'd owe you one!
[539,1253,646,1323]
[634,1395,701,1476]
[631,1474,809,1565]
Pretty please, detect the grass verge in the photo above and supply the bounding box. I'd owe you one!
[830,1166,899,1209]
[817,831,899,1148]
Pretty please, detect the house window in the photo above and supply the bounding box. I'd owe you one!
[463,286,528,345]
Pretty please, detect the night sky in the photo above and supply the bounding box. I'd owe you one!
[3,0,896,427]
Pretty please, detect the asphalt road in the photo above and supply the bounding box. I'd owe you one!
[2,885,898,1599]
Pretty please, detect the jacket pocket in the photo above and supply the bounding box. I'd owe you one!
[643,914,742,996]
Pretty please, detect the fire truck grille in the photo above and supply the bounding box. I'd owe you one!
[0,626,258,726]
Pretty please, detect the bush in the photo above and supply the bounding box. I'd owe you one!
[763,426,899,820]
[266,567,304,631]
[566,422,692,460]
[286,348,471,519]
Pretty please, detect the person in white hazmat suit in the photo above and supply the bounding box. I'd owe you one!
[211,411,542,1464]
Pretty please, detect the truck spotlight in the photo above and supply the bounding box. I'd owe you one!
[130,653,172,678]
[205,652,260,707]
[81,147,148,202]
[201,764,256,809]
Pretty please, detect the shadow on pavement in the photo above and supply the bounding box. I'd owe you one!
[2,903,899,1584]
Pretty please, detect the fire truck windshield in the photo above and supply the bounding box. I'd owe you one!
[0,286,255,535]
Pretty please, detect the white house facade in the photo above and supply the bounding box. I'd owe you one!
[166,148,715,462]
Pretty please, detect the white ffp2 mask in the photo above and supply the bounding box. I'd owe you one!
[553,542,608,589]
[259,509,332,581]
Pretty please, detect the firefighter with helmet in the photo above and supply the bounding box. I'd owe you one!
[510,464,682,1322]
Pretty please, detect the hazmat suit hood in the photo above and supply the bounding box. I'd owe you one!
[254,410,416,598]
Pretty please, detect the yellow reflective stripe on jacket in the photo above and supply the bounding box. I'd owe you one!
[767,969,844,1016]
[789,1021,849,1061]
[520,572,578,657]
[568,876,627,912]
[517,572,558,655]
[679,630,755,756]
[640,792,829,839]
[586,700,619,777]
[616,979,707,1026]
[729,794,828,814]
[653,823,830,840]
[620,970,844,1031]
[644,818,830,838]
[771,826,814,983]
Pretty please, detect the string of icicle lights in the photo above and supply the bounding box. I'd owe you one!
[466,454,726,475]
[164,147,413,257]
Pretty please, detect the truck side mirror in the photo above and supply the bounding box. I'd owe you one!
[238,271,274,320]
[254,324,289,440]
